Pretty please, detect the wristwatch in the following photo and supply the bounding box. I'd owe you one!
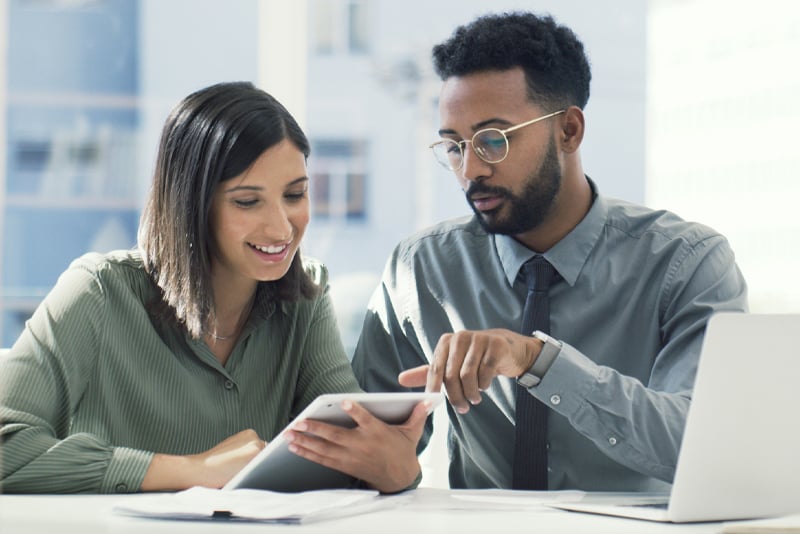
[517,330,563,388]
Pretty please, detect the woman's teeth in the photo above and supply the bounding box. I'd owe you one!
[252,243,287,254]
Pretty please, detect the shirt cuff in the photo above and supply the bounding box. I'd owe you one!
[99,447,154,494]
[530,341,598,417]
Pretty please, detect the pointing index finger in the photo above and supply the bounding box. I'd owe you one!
[398,365,430,388]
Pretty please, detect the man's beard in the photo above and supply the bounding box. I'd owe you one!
[466,138,561,236]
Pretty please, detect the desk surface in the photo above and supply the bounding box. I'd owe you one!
[0,488,733,534]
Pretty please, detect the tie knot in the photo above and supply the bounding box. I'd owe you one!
[521,256,557,293]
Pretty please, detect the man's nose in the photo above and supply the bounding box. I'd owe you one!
[460,142,492,184]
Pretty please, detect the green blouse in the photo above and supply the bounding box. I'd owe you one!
[0,250,361,493]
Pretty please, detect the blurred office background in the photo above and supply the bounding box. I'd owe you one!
[1,0,653,349]
[1,0,798,485]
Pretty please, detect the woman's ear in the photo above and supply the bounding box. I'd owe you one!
[559,106,585,153]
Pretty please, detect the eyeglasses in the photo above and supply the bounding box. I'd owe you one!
[429,110,565,171]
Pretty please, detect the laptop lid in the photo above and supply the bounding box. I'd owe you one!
[552,313,800,523]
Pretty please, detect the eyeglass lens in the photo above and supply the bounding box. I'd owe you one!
[473,130,507,162]
[432,129,508,170]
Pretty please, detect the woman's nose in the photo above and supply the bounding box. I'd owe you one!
[262,205,292,240]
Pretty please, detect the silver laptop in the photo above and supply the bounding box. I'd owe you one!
[551,313,800,523]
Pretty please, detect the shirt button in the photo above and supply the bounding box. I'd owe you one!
[549,394,561,405]
[115,483,128,493]
[224,380,234,390]
[608,436,618,446]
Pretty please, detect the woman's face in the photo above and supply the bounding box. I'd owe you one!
[208,139,310,289]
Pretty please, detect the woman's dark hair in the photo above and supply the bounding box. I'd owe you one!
[432,11,592,111]
[138,81,317,339]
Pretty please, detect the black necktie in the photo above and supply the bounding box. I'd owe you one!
[512,255,557,490]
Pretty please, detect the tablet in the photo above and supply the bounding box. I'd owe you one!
[223,392,443,493]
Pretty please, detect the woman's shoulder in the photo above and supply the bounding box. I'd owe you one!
[63,249,155,298]
[67,249,145,278]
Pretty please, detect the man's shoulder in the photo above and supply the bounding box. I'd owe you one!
[603,196,724,247]
[394,215,490,259]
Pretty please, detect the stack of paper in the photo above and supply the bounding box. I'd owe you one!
[113,486,389,524]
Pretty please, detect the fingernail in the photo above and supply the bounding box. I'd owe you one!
[293,421,307,432]
[342,400,353,411]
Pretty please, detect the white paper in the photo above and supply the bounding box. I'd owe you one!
[113,486,386,524]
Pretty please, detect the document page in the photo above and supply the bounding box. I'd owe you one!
[113,486,388,524]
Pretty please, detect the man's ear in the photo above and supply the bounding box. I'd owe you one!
[559,106,585,153]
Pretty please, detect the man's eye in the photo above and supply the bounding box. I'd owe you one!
[484,137,506,149]
[446,142,462,154]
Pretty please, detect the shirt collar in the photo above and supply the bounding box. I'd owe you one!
[496,177,607,287]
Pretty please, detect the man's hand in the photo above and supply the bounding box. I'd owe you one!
[282,399,430,493]
[141,429,266,491]
[398,328,542,414]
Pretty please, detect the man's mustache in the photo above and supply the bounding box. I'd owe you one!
[465,183,511,201]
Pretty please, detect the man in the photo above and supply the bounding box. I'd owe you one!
[351,11,747,491]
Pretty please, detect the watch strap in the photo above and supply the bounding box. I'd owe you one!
[517,331,562,388]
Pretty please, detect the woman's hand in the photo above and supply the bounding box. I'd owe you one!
[282,400,431,493]
[141,429,265,491]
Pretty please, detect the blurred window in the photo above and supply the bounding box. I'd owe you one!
[310,139,368,221]
[310,0,370,55]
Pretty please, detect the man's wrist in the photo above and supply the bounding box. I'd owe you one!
[517,331,562,388]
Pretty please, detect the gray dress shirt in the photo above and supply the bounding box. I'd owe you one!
[352,186,748,491]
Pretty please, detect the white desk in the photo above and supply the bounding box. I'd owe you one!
[0,488,736,534]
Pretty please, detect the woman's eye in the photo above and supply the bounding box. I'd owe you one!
[285,189,308,201]
[234,198,258,208]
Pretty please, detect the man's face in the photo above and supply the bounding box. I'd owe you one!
[464,136,561,235]
[437,67,562,236]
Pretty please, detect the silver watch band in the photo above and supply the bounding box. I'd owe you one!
[517,330,562,388]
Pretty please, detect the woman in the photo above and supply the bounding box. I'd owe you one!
[0,82,428,494]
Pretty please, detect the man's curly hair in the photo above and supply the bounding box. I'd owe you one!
[432,12,591,111]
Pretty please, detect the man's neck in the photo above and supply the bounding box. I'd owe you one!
[513,172,593,253]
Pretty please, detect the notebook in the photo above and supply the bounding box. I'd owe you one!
[550,313,800,523]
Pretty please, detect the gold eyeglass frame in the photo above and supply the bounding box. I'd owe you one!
[429,109,566,171]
